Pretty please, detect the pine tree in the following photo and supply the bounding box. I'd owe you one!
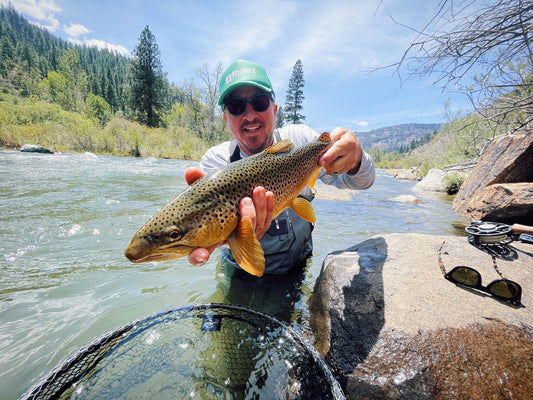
[284,59,305,124]
[129,25,168,127]
[276,105,284,128]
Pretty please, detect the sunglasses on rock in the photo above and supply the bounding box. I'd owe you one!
[223,93,273,115]
[437,241,522,305]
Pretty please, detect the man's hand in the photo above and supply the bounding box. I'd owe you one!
[184,167,275,266]
[319,127,363,175]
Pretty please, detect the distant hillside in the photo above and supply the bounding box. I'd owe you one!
[357,123,441,151]
[0,5,130,112]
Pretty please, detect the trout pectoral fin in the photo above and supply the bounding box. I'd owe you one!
[290,197,316,223]
[228,216,265,277]
[308,168,321,189]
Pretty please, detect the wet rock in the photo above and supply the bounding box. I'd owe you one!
[453,131,533,224]
[20,144,54,154]
[310,233,533,399]
[412,169,446,192]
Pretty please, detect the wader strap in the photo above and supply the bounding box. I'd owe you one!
[230,144,241,163]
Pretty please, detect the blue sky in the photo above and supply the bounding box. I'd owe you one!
[4,0,476,132]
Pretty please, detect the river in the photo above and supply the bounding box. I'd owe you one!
[0,150,468,399]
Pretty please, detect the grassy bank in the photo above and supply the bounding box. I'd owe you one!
[0,93,210,159]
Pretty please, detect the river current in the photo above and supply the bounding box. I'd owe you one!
[0,150,468,399]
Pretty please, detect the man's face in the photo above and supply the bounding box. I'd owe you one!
[223,85,278,156]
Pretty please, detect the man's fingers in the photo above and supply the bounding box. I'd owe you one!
[239,187,275,240]
[185,167,205,185]
[188,241,225,266]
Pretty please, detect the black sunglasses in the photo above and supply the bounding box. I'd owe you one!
[223,92,272,115]
[437,241,522,304]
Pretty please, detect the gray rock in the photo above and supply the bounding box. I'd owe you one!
[310,233,533,399]
[412,169,446,192]
[20,144,54,154]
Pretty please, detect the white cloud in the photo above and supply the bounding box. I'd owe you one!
[3,0,129,56]
[4,0,61,31]
[354,121,369,127]
[67,38,83,46]
[84,39,129,56]
[64,23,90,37]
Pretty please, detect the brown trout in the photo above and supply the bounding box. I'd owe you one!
[125,132,333,276]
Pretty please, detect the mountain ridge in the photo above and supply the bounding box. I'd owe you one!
[356,123,441,151]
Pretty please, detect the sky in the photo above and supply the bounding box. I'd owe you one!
[3,0,476,132]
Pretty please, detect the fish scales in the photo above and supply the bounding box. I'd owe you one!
[125,132,333,276]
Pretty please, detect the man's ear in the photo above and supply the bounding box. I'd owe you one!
[223,114,227,122]
[274,104,278,113]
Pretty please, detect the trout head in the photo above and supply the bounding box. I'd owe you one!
[125,191,238,263]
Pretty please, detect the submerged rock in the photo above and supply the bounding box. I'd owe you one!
[20,144,54,154]
[389,194,423,204]
[310,233,533,399]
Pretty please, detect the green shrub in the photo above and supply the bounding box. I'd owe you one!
[443,172,465,194]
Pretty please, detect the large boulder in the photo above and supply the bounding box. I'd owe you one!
[453,131,533,224]
[309,233,533,399]
[412,168,446,192]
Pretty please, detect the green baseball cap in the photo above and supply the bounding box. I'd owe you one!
[218,60,275,106]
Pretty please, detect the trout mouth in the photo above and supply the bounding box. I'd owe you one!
[127,253,181,263]
[125,243,194,263]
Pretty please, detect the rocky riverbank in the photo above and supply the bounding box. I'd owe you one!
[309,233,533,399]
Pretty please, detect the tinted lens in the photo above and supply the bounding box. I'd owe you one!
[225,98,246,115]
[224,93,271,115]
[250,93,271,112]
[488,280,522,302]
[446,266,481,287]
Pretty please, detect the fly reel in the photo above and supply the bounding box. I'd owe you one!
[465,221,513,245]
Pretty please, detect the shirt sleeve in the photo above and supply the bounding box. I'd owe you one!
[199,141,233,174]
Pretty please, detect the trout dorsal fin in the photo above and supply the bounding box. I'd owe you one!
[265,139,294,154]
[318,132,331,143]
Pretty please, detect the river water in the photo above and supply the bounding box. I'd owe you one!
[0,150,468,399]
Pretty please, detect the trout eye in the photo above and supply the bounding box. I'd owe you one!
[165,227,182,242]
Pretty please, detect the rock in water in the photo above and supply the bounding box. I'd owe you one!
[20,144,54,154]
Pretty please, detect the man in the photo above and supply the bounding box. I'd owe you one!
[186,59,375,274]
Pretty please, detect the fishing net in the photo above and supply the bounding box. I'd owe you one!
[20,303,345,400]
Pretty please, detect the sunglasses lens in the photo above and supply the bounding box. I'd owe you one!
[225,94,271,115]
[250,94,271,112]
[225,98,246,115]
[447,266,481,287]
[488,280,522,302]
